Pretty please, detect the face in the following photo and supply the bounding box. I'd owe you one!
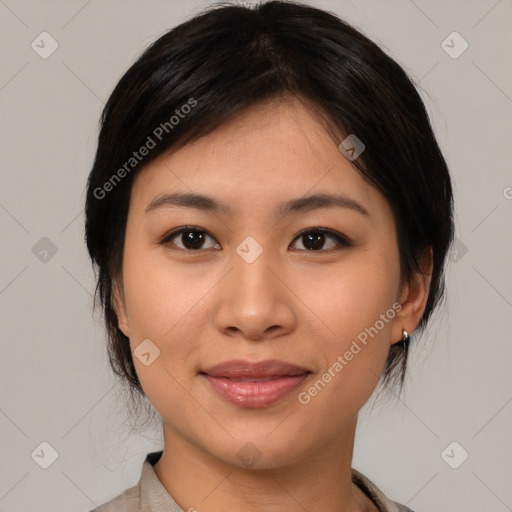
[114,98,428,469]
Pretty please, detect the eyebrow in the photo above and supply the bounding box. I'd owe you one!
[145,191,369,217]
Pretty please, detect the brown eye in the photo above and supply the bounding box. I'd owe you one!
[161,227,220,251]
[291,229,351,251]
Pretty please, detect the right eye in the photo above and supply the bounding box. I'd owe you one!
[159,226,221,251]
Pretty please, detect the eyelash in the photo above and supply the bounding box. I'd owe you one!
[159,226,352,253]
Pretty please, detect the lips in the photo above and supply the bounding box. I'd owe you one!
[202,358,310,378]
[201,359,311,408]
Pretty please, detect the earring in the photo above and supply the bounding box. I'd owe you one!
[401,329,410,348]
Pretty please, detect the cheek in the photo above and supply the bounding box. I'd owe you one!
[123,270,203,421]
[121,239,209,338]
[294,282,397,437]
[119,245,198,388]
[300,252,400,396]
[301,251,400,337]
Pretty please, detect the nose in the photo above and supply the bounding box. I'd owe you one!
[213,247,297,341]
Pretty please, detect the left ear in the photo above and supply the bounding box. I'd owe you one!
[391,247,433,345]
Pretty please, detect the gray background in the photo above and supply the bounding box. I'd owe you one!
[1,1,511,511]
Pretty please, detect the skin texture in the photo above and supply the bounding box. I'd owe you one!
[113,98,432,512]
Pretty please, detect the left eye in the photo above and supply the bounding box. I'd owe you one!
[290,228,351,251]
[160,227,350,252]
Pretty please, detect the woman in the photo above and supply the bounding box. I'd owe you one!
[85,1,454,510]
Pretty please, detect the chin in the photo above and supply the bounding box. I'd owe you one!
[207,434,311,471]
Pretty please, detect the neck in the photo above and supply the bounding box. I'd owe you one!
[153,416,377,512]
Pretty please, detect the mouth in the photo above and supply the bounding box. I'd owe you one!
[200,359,312,408]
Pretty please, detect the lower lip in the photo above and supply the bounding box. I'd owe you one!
[202,374,309,408]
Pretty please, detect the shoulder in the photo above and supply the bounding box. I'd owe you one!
[88,482,140,512]
[390,502,416,512]
[351,467,417,512]
[88,450,180,512]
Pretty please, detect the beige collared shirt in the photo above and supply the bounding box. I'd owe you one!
[90,451,415,512]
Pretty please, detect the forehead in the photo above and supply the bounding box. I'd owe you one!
[129,98,384,218]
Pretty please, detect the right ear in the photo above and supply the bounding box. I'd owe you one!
[112,279,130,337]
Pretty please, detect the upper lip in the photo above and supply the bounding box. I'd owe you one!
[201,359,311,378]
